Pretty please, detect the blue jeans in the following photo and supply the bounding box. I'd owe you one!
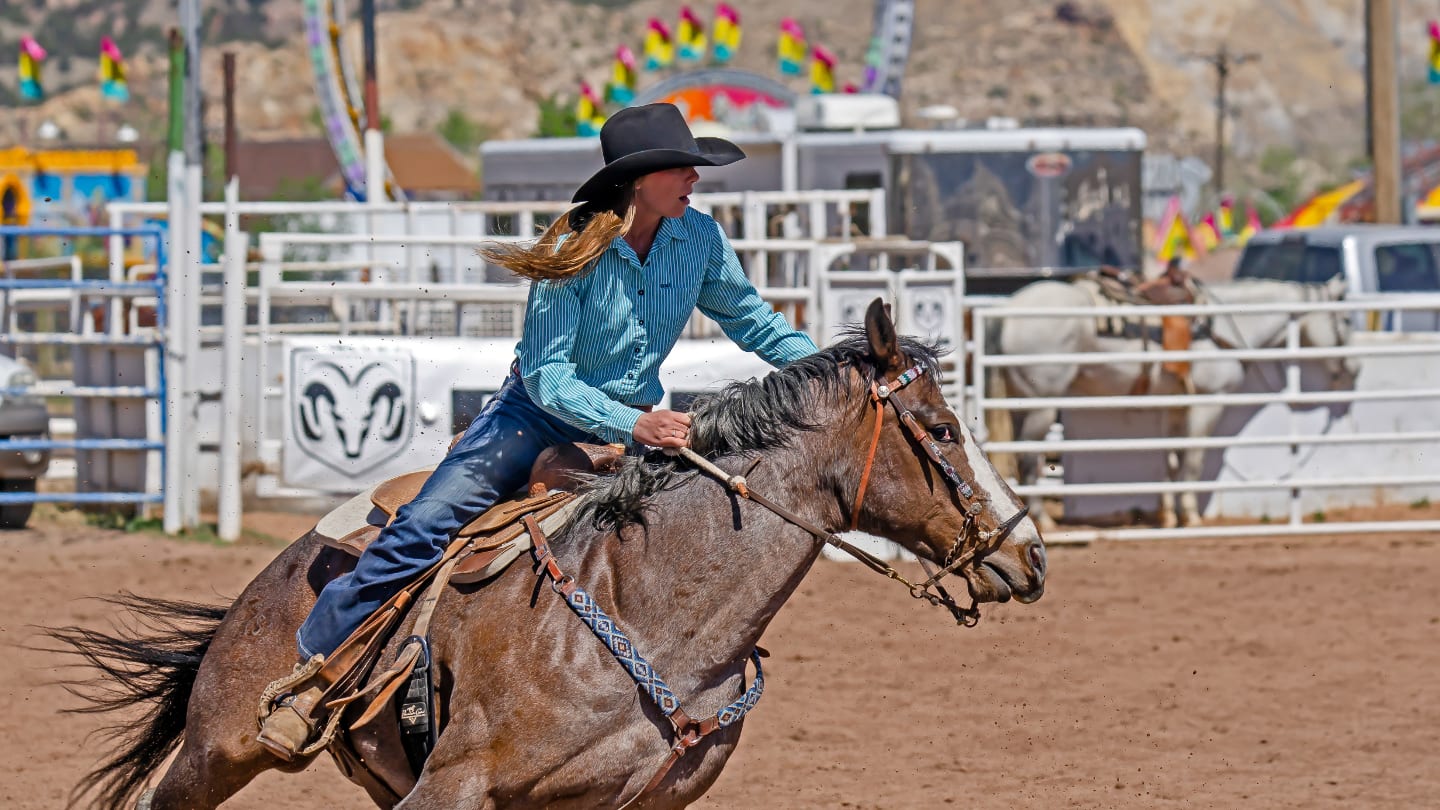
[297,370,602,659]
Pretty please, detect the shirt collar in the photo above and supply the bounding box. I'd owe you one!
[657,212,690,243]
[606,212,690,263]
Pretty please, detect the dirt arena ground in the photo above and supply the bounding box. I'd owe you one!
[4,507,1438,809]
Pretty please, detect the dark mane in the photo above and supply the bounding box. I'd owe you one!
[574,330,943,534]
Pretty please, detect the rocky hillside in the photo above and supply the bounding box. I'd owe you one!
[2,0,1436,192]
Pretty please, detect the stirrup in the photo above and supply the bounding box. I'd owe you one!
[257,654,325,723]
[257,655,341,760]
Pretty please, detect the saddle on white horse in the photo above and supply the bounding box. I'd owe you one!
[1078,269,1206,392]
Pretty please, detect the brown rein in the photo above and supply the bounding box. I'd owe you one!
[677,363,1027,627]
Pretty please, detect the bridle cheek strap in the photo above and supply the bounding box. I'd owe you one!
[849,365,926,530]
[850,388,887,531]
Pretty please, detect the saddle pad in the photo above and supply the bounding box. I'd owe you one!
[371,469,436,519]
[315,488,389,547]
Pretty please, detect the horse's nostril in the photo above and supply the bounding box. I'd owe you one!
[1027,542,1047,574]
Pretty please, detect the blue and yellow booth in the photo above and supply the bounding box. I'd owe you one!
[0,146,147,260]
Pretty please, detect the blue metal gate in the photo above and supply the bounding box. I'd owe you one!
[0,225,167,511]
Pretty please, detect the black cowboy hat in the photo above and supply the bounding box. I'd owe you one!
[571,102,745,204]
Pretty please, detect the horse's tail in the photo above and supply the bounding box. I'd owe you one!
[980,315,1018,479]
[46,592,229,810]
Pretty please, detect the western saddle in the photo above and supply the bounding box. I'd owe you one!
[1088,265,1202,392]
[256,441,629,774]
[311,441,626,583]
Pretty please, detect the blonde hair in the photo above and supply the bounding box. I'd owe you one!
[480,187,636,282]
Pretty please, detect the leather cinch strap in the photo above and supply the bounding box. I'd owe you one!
[524,513,766,810]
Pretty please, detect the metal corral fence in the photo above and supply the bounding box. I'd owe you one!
[0,225,169,514]
[235,229,962,503]
[93,188,924,537]
[969,295,1440,543]
[31,191,1440,550]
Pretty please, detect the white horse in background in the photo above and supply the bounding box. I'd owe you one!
[988,277,1357,529]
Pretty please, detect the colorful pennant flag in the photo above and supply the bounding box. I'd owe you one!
[606,45,637,105]
[778,18,807,76]
[99,35,129,102]
[1194,212,1223,252]
[677,6,708,64]
[1217,196,1236,237]
[712,3,742,64]
[644,18,674,71]
[1154,197,1198,262]
[810,44,836,94]
[1277,179,1364,228]
[576,82,606,137]
[18,36,46,102]
[1236,204,1263,245]
[1430,21,1440,85]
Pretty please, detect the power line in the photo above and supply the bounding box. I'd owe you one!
[1185,44,1260,197]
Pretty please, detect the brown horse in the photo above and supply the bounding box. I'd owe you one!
[55,300,1047,809]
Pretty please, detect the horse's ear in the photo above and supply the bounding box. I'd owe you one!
[1325,275,1348,300]
[864,297,901,371]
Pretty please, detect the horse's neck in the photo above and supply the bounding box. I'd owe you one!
[571,438,841,684]
[1205,281,1301,348]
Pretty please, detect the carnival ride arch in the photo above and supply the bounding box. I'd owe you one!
[862,0,914,97]
[303,0,401,202]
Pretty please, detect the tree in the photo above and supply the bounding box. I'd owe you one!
[535,93,577,138]
[437,108,487,153]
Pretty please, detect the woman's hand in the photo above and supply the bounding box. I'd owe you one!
[633,409,692,448]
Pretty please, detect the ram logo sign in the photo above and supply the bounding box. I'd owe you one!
[289,347,415,481]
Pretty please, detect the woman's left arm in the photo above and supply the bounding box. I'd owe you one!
[696,221,819,366]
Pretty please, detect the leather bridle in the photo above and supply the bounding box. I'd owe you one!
[681,362,1029,627]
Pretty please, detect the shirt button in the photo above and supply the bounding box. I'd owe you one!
[638,289,645,295]
[638,319,644,325]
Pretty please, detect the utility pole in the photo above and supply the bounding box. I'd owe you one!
[361,0,387,204]
[223,52,237,183]
[1187,44,1260,198]
[1366,0,1402,224]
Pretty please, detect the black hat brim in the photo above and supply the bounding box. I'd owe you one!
[571,137,746,204]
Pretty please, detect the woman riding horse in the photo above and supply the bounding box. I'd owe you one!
[256,103,820,759]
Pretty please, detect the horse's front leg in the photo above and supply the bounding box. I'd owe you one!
[394,748,495,810]
[1157,407,1186,528]
[1178,403,1226,527]
[1152,400,1198,527]
[1012,407,1058,532]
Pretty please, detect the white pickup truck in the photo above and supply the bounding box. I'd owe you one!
[1232,224,1440,331]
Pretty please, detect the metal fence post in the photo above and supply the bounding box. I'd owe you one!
[163,152,188,535]
[218,179,246,542]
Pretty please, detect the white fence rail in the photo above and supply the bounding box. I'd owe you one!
[969,294,1440,542]
[232,229,963,502]
[86,188,1440,544]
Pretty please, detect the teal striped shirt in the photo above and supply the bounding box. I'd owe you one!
[516,207,818,444]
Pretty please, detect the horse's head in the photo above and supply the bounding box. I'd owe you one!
[1213,278,1358,391]
[1300,276,1359,389]
[851,299,1046,605]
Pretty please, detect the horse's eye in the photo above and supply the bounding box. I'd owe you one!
[929,424,957,443]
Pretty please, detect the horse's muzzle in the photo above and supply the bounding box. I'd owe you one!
[969,537,1046,604]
